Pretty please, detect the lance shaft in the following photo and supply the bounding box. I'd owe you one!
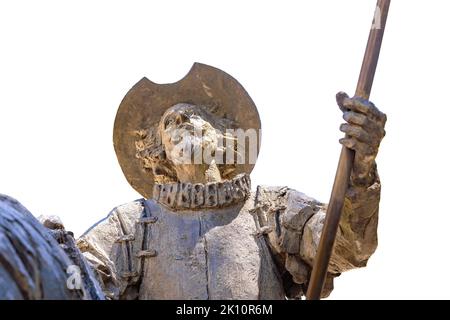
[306,0,390,300]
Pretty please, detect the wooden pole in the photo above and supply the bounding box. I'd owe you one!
[306,0,391,300]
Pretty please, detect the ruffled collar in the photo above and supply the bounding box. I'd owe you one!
[152,174,251,210]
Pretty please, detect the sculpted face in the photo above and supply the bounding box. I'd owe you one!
[158,103,223,184]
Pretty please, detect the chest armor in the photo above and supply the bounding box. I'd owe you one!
[134,198,284,299]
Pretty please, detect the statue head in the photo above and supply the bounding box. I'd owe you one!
[113,63,261,199]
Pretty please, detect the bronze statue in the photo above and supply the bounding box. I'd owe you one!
[0,61,386,299]
[0,1,389,300]
[74,62,386,299]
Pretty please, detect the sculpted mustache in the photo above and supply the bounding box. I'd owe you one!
[168,123,213,141]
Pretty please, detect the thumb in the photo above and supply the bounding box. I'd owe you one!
[336,91,349,112]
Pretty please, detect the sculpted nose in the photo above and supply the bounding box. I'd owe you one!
[175,114,183,126]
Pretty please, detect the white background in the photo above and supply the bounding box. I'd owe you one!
[0,0,449,299]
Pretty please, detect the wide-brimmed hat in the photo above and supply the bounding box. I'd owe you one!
[113,63,261,199]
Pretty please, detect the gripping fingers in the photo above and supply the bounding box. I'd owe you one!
[339,138,374,156]
[344,97,386,122]
[340,123,371,143]
[343,111,367,126]
[342,97,373,114]
[337,91,386,123]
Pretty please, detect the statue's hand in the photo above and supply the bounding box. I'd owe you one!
[336,91,387,185]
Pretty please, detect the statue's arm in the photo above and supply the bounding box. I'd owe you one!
[76,200,145,300]
[302,93,386,274]
[300,168,381,274]
[257,170,380,298]
[259,94,385,298]
[302,93,385,296]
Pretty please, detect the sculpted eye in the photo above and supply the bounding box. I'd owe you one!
[164,118,174,129]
